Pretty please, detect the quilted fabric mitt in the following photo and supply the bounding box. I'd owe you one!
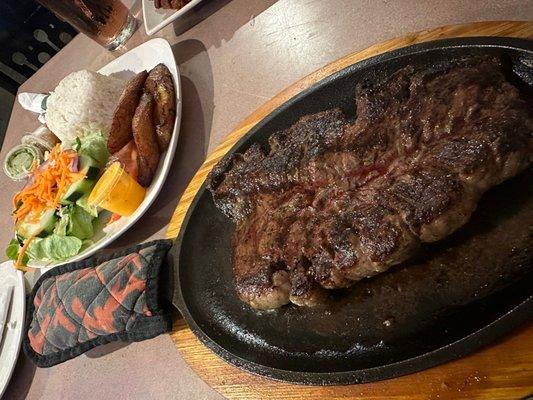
[23,240,173,367]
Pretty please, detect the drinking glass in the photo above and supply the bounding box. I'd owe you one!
[36,0,137,51]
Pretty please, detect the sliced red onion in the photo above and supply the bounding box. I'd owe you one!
[68,155,79,172]
[37,159,49,172]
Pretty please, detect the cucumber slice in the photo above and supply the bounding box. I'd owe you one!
[85,166,100,181]
[16,208,57,239]
[62,178,95,204]
[79,154,100,180]
[76,193,99,217]
[61,155,101,205]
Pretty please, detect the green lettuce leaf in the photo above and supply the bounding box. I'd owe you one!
[54,205,94,239]
[54,210,69,236]
[81,239,94,252]
[6,239,19,260]
[77,130,109,168]
[67,205,94,239]
[27,234,82,261]
[6,238,29,265]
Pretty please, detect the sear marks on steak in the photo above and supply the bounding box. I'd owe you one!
[209,109,349,221]
[207,57,533,310]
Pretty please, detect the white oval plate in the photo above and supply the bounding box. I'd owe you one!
[27,38,181,270]
[142,0,203,36]
[0,261,25,398]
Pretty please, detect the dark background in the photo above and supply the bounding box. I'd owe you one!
[0,1,77,142]
[0,0,76,93]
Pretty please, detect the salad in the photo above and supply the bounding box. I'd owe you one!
[6,131,109,269]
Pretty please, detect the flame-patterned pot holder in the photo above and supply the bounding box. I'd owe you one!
[23,240,173,367]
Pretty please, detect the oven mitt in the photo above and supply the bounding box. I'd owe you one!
[23,240,173,367]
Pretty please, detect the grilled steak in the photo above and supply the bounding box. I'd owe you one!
[208,57,533,309]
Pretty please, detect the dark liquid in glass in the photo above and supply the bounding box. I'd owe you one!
[37,0,132,48]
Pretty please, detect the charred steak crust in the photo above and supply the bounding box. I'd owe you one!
[207,57,533,309]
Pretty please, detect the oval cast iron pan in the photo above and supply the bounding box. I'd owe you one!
[166,37,533,385]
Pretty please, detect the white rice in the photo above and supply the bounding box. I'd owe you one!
[45,70,125,146]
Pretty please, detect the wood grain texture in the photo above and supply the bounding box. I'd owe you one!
[166,21,533,399]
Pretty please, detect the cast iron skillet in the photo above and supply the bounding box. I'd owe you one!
[168,37,533,385]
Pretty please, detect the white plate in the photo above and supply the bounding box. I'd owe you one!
[27,38,182,270]
[0,261,25,398]
[142,0,203,36]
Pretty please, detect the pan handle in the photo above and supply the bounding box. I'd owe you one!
[161,242,186,316]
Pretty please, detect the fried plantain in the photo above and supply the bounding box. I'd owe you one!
[144,64,176,152]
[132,93,160,187]
[108,71,148,154]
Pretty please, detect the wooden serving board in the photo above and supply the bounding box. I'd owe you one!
[166,21,533,399]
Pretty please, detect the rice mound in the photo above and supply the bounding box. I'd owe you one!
[45,70,125,146]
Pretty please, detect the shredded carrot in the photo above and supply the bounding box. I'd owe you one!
[15,232,38,270]
[12,144,85,224]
